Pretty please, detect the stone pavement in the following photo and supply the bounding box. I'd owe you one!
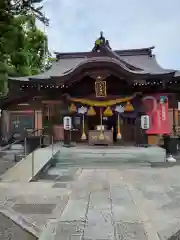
[39,166,180,240]
[0,145,180,240]
[1,165,180,239]
[0,181,72,239]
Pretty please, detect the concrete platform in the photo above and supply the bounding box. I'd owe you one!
[1,144,60,182]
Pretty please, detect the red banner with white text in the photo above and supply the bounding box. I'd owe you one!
[142,94,170,134]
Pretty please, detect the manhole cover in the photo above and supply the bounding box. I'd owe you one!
[13,203,56,214]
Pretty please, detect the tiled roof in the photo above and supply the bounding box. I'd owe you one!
[9,46,178,82]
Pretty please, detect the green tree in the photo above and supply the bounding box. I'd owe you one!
[0,0,49,96]
[8,0,49,24]
[9,14,49,76]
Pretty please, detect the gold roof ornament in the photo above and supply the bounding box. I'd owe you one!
[69,103,77,112]
[103,106,113,116]
[87,106,96,116]
[124,101,134,112]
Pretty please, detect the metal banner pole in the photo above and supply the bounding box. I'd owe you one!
[40,132,42,148]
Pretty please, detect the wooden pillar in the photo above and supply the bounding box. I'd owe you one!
[1,110,11,142]
[35,110,42,135]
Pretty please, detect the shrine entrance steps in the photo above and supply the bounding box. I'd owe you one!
[51,145,166,169]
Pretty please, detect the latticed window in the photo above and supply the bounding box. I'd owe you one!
[11,114,34,132]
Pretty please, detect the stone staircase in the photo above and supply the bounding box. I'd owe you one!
[52,145,166,168]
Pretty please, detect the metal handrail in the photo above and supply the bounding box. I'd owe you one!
[0,128,43,151]
[0,127,53,162]
[24,128,44,157]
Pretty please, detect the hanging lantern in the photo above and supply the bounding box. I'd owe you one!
[124,101,134,112]
[103,106,113,116]
[87,106,96,116]
[69,103,77,112]
[81,114,87,140]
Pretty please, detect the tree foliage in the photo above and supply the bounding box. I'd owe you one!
[5,0,49,25]
[8,14,50,76]
[0,0,49,96]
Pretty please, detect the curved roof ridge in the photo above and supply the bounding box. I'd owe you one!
[115,46,155,56]
[54,46,155,58]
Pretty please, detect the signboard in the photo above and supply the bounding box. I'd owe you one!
[63,116,72,130]
[142,94,170,134]
[141,115,150,130]
[95,80,107,97]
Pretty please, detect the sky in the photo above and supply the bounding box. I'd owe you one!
[40,0,180,69]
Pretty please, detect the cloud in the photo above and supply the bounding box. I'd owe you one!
[40,0,180,69]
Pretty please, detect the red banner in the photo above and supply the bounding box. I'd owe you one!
[142,94,170,134]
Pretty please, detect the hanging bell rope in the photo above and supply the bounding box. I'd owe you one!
[81,114,86,140]
[117,113,122,140]
[99,108,104,140]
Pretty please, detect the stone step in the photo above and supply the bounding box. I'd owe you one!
[52,146,165,164]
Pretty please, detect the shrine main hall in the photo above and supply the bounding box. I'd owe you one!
[1,33,180,146]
